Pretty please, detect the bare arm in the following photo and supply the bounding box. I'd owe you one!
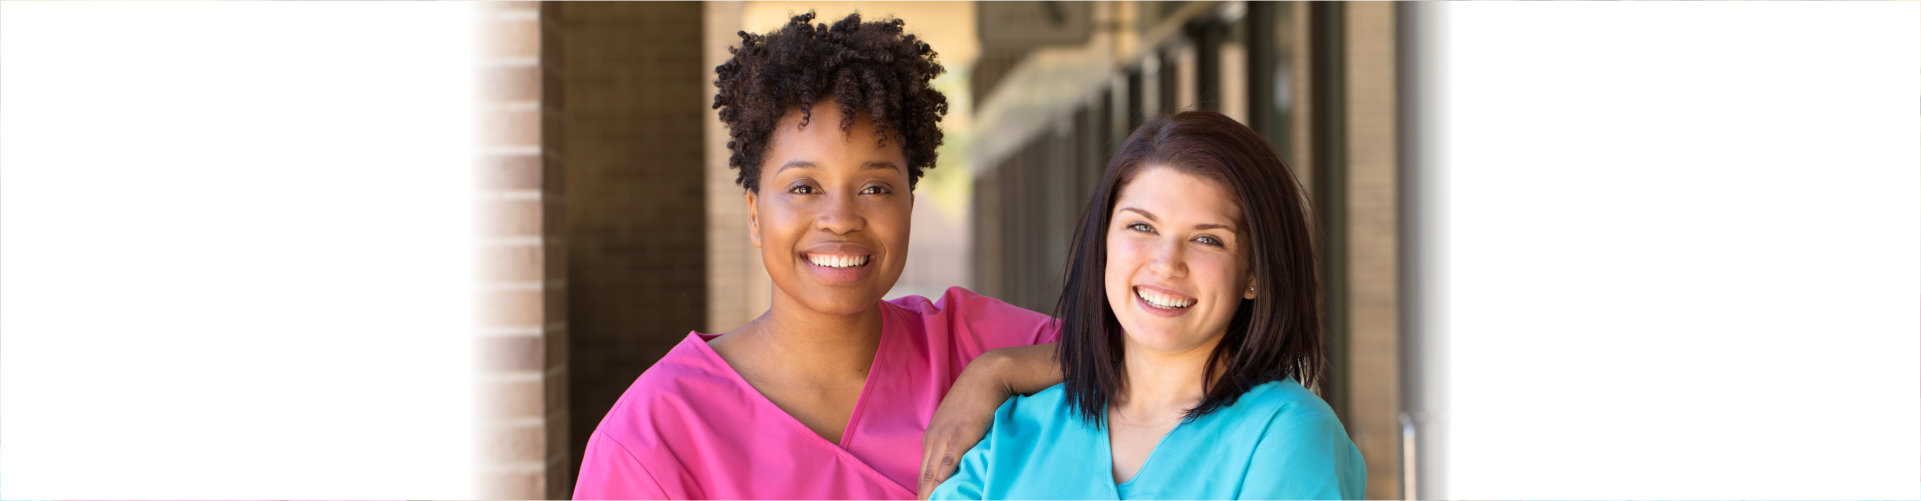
[917,343,1062,499]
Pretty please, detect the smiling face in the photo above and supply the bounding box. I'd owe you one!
[1103,166,1256,356]
[746,101,913,317]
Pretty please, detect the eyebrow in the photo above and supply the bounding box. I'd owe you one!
[773,160,902,175]
[1117,206,1238,232]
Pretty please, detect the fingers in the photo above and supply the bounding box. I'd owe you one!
[918,427,969,499]
[918,436,944,499]
[916,451,957,500]
[917,462,932,498]
[936,451,958,483]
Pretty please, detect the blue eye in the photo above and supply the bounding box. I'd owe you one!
[1195,235,1223,246]
[1128,222,1154,233]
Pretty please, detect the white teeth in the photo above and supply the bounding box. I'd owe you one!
[1135,287,1194,309]
[807,254,869,268]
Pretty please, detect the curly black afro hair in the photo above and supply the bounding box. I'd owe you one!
[713,11,948,193]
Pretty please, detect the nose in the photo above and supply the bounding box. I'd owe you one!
[1146,237,1185,279]
[815,191,865,235]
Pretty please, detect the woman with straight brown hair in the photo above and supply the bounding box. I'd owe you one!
[928,111,1365,500]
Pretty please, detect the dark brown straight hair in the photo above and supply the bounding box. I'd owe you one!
[1056,110,1324,425]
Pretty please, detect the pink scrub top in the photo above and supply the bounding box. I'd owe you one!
[574,286,1059,500]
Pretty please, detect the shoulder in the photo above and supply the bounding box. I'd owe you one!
[985,383,1077,438]
[618,332,735,399]
[887,286,1050,325]
[1210,379,1353,447]
[1234,379,1361,463]
[590,333,736,445]
[1239,379,1340,424]
[1233,380,1368,499]
[942,384,1103,499]
[886,286,1060,351]
[1003,383,1072,418]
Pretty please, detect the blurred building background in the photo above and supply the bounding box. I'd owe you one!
[3,2,1907,499]
[472,2,1413,498]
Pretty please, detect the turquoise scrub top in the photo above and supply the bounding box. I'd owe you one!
[929,379,1366,500]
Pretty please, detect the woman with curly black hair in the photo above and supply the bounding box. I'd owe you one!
[574,12,1061,499]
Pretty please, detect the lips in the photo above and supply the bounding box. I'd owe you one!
[805,253,869,268]
[800,242,876,283]
[1133,284,1196,310]
[801,242,874,268]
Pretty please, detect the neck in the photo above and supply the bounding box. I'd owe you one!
[1111,336,1221,423]
[733,290,884,376]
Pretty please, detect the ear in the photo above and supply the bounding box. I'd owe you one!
[745,190,762,249]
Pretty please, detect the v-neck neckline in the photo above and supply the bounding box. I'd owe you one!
[1100,408,1191,494]
[693,316,889,449]
[684,304,907,495]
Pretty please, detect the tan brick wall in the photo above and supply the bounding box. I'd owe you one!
[1344,3,1402,499]
[475,2,569,498]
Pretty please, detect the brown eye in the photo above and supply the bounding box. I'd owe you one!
[860,185,890,195]
[789,184,816,195]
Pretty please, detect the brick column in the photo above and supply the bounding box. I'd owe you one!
[1343,3,1402,499]
[475,2,569,498]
